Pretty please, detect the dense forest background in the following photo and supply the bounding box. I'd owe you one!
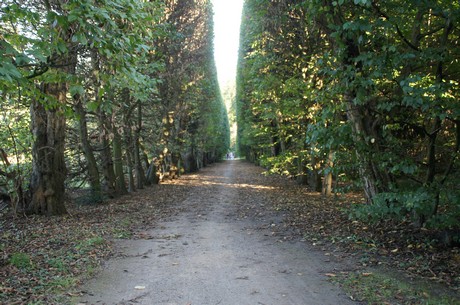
[0,0,230,216]
[236,0,460,232]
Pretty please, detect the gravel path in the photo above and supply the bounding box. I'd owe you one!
[78,160,356,305]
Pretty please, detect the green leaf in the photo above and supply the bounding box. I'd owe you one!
[0,62,23,81]
[71,33,88,45]
[68,14,79,22]
[69,84,84,96]
[56,41,67,54]
[97,87,105,99]
[87,101,100,112]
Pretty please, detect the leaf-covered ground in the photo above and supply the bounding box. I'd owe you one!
[0,160,459,304]
[224,163,460,303]
[265,186,460,290]
[0,184,189,304]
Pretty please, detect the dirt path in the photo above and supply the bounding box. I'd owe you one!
[78,161,356,305]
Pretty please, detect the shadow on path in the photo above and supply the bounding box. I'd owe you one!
[78,160,356,305]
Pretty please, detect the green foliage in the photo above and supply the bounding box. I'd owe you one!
[151,0,229,169]
[350,178,460,230]
[0,0,229,213]
[259,152,299,177]
[237,0,460,229]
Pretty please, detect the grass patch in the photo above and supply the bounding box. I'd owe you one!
[9,253,32,270]
[113,227,132,239]
[334,269,460,304]
[75,236,106,253]
[85,264,98,277]
[46,276,78,291]
[111,218,134,238]
[47,258,68,272]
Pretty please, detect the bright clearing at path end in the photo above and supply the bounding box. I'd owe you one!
[212,0,244,88]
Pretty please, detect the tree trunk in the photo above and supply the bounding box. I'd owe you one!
[141,149,151,186]
[99,111,117,197]
[27,1,79,215]
[29,82,68,215]
[346,101,383,202]
[296,158,308,185]
[322,151,334,196]
[121,88,135,192]
[423,19,453,223]
[270,121,281,157]
[275,116,286,154]
[310,155,322,192]
[134,101,146,189]
[296,140,309,185]
[75,99,102,202]
[123,122,135,192]
[112,125,127,194]
[125,143,135,192]
[343,37,390,203]
[184,145,199,173]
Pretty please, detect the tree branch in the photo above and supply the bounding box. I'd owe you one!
[371,2,420,51]
[26,65,49,79]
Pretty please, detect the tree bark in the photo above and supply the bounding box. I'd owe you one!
[310,155,322,192]
[120,88,135,192]
[27,0,79,215]
[99,111,117,197]
[296,158,308,185]
[112,124,127,195]
[345,100,387,202]
[425,18,453,222]
[296,138,309,185]
[125,134,135,192]
[29,82,68,215]
[343,36,391,202]
[322,150,334,196]
[75,99,102,202]
[134,101,146,189]
[145,161,159,185]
